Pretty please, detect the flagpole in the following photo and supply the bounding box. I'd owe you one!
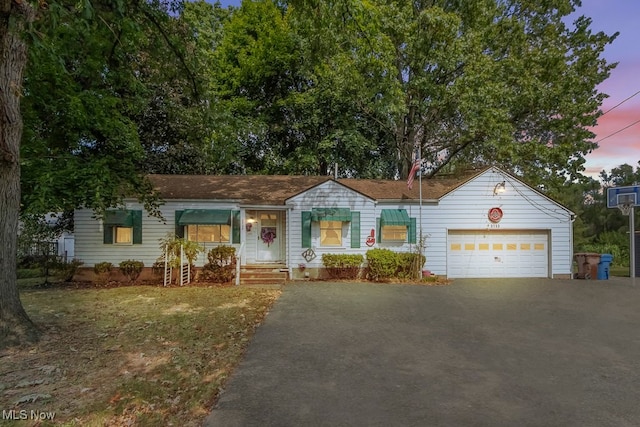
[418,144,423,242]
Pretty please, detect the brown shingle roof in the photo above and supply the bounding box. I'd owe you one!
[338,177,465,201]
[147,172,480,205]
[148,175,332,205]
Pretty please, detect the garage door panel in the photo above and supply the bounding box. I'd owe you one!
[447,231,549,278]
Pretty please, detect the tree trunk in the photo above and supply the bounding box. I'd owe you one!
[0,0,39,348]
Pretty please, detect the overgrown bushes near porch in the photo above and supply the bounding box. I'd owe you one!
[199,245,237,283]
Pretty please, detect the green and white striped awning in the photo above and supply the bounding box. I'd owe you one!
[177,209,231,225]
[311,208,352,222]
[380,209,411,226]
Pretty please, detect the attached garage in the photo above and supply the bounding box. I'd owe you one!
[447,230,550,278]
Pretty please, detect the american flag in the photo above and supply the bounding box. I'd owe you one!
[407,156,421,190]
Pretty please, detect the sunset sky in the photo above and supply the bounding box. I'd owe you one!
[570,0,640,179]
[215,0,639,179]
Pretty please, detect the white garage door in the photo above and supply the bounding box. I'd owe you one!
[447,230,549,278]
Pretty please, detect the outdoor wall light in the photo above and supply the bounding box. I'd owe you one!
[493,181,506,196]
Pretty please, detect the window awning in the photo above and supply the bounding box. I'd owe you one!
[380,209,411,226]
[104,210,134,227]
[178,209,231,225]
[311,208,352,222]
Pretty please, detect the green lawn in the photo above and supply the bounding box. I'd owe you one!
[1,284,281,426]
[610,265,630,277]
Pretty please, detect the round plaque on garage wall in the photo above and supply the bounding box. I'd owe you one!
[488,207,503,223]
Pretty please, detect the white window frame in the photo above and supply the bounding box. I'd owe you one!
[319,220,344,247]
[114,226,133,245]
[186,224,231,243]
[381,225,407,243]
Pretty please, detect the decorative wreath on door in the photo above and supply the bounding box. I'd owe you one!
[260,227,277,246]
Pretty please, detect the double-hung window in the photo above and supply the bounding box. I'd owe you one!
[103,210,142,245]
[175,209,241,244]
[319,220,343,247]
[302,208,361,248]
[378,209,416,244]
[187,224,230,243]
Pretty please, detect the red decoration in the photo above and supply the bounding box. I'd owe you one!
[366,229,376,247]
[488,207,503,223]
[261,227,276,246]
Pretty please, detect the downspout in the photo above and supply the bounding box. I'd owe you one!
[287,206,292,279]
[236,209,246,286]
[570,213,576,280]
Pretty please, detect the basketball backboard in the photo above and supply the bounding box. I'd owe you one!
[607,185,640,209]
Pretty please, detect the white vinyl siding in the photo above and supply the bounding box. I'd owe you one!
[286,181,375,269]
[286,181,421,270]
[74,200,241,267]
[421,168,573,278]
[74,168,573,279]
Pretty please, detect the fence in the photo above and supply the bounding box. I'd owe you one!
[18,241,59,259]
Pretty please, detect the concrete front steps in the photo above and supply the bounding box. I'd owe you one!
[240,264,288,287]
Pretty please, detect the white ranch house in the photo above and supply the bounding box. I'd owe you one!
[74,167,575,281]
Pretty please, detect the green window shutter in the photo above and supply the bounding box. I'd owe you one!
[175,210,184,238]
[350,211,360,248]
[409,217,417,244]
[376,217,381,243]
[232,210,241,243]
[301,211,312,248]
[132,210,143,244]
[103,225,113,244]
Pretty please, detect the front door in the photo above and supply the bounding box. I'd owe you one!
[257,211,281,262]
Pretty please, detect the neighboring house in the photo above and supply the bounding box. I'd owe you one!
[73,167,574,280]
[18,213,75,261]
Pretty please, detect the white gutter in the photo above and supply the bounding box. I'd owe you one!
[287,206,292,279]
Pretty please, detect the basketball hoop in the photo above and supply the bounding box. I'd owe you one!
[618,202,633,216]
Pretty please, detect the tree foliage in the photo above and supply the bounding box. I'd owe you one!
[286,0,617,184]
[0,0,622,346]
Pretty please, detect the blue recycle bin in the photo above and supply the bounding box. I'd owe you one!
[597,254,614,280]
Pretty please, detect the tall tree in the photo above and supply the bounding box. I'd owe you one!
[2,0,184,347]
[211,0,394,177]
[0,0,38,346]
[134,0,237,175]
[287,0,617,184]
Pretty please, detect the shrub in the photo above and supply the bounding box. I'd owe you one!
[18,254,54,269]
[396,253,426,280]
[151,261,165,277]
[17,268,43,279]
[94,262,113,285]
[119,260,145,283]
[53,259,84,282]
[200,246,237,283]
[94,262,113,274]
[321,254,364,279]
[366,249,399,281]
[365,249,426,281]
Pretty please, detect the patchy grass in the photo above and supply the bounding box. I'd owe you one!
[0,285,280,426]
[610,265,630,277]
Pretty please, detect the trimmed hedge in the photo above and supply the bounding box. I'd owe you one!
[119,260,144,283]
[366,249,425,281]
[321,254,364,279]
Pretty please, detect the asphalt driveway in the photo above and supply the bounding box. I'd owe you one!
[205,278,640,426]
